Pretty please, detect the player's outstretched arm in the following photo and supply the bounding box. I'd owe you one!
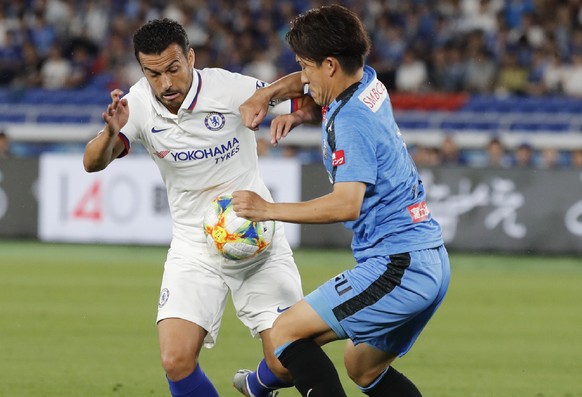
[232,181,365,224]
[83,89,129,172]
[240,72,304,130]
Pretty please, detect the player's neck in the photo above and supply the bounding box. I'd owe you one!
[330,69,364,103]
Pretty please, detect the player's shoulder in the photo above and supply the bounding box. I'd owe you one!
[200,67,245,80]
[199,67,258,87]
[333,97,386,140]
[335,95,374,126]
[129,76,150,93]
[126,77,153,105]
[338,72,392,129]
[123,77,156,130]
[354,69,390,114]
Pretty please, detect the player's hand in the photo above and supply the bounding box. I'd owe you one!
[102,89,129,136]
[231,190,270,221]
[240,89,270,131]
[270,111,304,146]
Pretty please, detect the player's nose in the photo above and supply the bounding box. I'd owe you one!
[162,73,173,89]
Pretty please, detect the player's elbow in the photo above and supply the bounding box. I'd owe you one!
[335,203,361,222]
[343,207,361,221]
[83,163,101,173]
[83,156,106,173]
[330,182,365,222]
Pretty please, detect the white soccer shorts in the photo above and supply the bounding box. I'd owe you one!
[156,228,303,348]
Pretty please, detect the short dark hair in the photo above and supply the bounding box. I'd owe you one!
[285,5,371,75]
[133,18,190,62]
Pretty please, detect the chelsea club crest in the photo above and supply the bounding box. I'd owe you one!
[204,112,226,131]
[158,288,170,308]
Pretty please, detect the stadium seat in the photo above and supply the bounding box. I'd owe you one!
[511,97,545,113]
[440,120,500,131]
[78,89,111,105]
[397,119,431,129]
[509,121,570,132]
[0,90,11,104]
[36,114,93,123]
[21,89,54,104]
[0,113,27,122]
[460,96,501,112]
[559,99,582,113]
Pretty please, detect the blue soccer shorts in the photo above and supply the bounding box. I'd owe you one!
[305,245,450,356]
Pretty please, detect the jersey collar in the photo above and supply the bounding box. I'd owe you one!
[328,65,373,111]
[181,69,202,112]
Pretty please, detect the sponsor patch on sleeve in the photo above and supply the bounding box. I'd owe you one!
[358,78,388,113]
[332,150,346,166]
[407,201,430,223]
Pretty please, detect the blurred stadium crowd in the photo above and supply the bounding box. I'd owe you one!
[2,0,582,94]
[1,0,582,166]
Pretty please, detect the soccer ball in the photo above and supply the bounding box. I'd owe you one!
[203,194,275,260]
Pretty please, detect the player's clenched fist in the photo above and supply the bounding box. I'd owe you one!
[232,190,270,222]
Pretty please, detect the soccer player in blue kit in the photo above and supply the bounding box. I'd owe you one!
[232,5,450,397]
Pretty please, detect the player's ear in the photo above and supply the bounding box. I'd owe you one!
[187,47,195,68]
[325,57,338,77]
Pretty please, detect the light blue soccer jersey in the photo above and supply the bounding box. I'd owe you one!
[321,65,443,261]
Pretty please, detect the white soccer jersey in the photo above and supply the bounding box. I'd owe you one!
[118,68,297,254]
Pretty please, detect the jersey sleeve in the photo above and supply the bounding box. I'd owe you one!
[116,90,145,157]
[269,97,299,115]
[332,113,378,185]
[226,71,298,116]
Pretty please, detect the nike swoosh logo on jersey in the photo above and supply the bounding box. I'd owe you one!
[151,126,170,133]
[277,306,291,313]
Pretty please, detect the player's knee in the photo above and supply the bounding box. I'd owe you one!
[345,362,383,387]
[160,349,198,381]
[346,368,372,387]
[269,323,285,349]
[270,317,295,348]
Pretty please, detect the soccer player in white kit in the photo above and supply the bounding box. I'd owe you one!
[83,18,304,397]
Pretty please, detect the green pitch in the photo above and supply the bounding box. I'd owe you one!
[1,241,581,397]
